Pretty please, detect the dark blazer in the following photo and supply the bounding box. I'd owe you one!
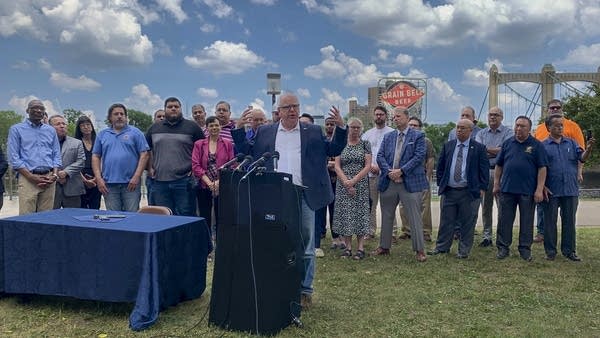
[377,127,429,193]
[232,122,347,210]
[0,147,8,194]
[59,136,86,197]
[436,139,489,199]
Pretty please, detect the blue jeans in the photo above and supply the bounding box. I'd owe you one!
[104,183,141,212]
[151,177,196,216]
[300,197,315,295]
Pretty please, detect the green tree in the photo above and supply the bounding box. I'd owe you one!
[62,108,83,136]
[0,110,24,148]
[562,83,600,165]
[127,109,153,133]
[423,122,456,160]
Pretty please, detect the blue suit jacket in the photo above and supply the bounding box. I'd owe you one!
[436,139,489,199]
[232,122,347,210]
[376,128,429,193]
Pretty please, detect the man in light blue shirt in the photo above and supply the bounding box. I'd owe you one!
[8,99,61,215]
[92,103,149,212]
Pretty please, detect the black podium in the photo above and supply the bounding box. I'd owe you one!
[209,170,303,335]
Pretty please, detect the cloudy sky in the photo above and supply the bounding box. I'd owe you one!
[1,0,599,126]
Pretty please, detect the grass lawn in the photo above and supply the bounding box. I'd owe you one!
[1,228,599,337]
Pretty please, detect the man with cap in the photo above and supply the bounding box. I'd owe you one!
[8,99,61,215]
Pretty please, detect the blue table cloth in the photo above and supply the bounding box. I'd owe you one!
[0,208,212,330]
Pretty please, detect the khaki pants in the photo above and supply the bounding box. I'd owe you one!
[400,188,432,235]
[18,177,56,215]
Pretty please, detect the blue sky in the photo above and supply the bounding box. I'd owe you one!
[1,0,599,128]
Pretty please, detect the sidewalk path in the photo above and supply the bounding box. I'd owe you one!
[2,196,599,227]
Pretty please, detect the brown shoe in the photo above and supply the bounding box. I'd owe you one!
[423,233,432,242]
[398,233,411,240]
[371,247,390,256]
[416,251,427,262]
[533,234,544,243]
[300,293,312,309]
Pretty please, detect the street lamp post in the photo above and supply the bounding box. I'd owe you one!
[266,73,281,108]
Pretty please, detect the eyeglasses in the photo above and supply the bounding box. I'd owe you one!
[548,106,562,110]
[279,104,300,112]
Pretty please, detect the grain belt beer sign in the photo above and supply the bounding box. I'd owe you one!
[381,81,424,109]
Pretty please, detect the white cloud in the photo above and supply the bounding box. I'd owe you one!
[9,95,59,116]
[429,77,469,108]
[11,61,31,70]
[49,72,101,92]
[201,0,233,18]
[184,40,264,74]
[156,0,188,23]
[394,53,413,67]
[124,84,163,113]
[200,23,216,33]
[317,88,345,115]
[38,58,53,71]
[297,88,311,98]
[304,45,383,86]
[377,49,389,60]
[463,59,504,87]
[0,1,157,66]
[558,44,600,67]
[300,1,589,54]
[251,0,276,5]
[154,39,173,56]
[197,87,219,98]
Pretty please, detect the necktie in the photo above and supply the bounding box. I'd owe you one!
[392,132,404,169]
[454,143,464,183]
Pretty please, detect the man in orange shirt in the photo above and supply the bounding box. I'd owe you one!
[533,99,585,243]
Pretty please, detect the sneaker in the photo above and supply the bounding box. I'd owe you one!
[479,238,493,247]
[315,248,325,258]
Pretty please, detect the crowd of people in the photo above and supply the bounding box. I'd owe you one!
[3,95,594,310]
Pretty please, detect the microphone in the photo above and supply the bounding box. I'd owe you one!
[219,153,245,170]
[234,155,253,171]
[272,151,280,172]
[247,152,272,170]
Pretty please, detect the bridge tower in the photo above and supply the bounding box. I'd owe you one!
[489,64,600,117]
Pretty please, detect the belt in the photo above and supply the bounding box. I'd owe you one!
[447,186,468,191]
[31,169,52,175]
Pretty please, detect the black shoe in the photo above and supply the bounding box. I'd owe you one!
[427,249,448,255]
[496,250,509,260]
[479,239,492,247]
[545,255,556,261]
[456,253,468,259]
[565,253,582,262]
[520,254,533,262]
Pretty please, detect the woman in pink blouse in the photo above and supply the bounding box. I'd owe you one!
[192,116,235,236]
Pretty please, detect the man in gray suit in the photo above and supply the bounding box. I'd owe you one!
[49,115,85,208]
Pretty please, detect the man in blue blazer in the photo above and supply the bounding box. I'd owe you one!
[429,119,489,258]
[374,107,429,262]
[232,93,347,308]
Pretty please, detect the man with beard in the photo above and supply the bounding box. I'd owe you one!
[8,99,61,214]
[92,103,149,212]
[361,105,394,239]
[49,115,85,209]
[146,97,204,215]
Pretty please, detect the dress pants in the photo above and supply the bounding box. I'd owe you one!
[542,196,578,257]
[18,177,56,215]
[379,181,425,252]
[435,188,480,255]
[496,192,535,257]
[481,169,498,240]
[399,188,432,236]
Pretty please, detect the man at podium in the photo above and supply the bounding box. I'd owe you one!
[232,93,347,308]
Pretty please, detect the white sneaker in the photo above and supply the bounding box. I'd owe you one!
[315,248,325,258]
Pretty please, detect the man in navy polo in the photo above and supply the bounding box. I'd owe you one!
[541,115,594,261]
[92,103,149,212]
[493,115,548,261]
[8,99,61,215]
